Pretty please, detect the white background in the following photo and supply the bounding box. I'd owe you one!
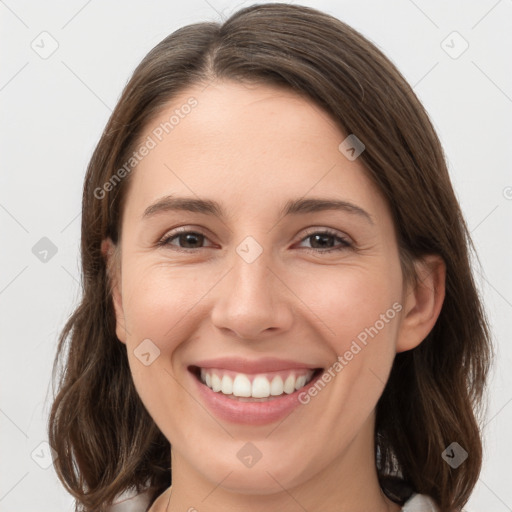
[1,1,511,511]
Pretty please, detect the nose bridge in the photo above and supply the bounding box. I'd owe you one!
[210,233,293,339]
[229,234,278,309]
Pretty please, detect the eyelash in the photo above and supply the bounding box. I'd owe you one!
[157,227,353,254]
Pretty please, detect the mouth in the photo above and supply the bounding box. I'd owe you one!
[188,365,324,402]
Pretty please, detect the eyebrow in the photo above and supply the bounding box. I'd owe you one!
[142,195,374,225]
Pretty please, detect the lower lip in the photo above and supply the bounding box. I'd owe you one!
[190,369,323,426]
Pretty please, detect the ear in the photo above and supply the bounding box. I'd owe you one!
[101,238,127,344]
[396,254,446,353]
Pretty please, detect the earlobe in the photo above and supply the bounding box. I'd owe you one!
[396,254,446,353]
[101,238,127,344]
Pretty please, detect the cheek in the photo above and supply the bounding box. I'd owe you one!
[290,261,403,349]
[120,262,213,343]
[120,253,403,352]
[119,263,201,423]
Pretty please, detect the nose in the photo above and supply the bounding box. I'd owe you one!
[210,245,294,341]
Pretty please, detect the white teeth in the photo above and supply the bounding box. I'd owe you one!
[270,376,284,396]
[283,375,296,394]
[295,375,306,390]
[199,369,315,398]
[232,374,252,397]
[221,374,233,395]
[211,373,222,392]
[251,376,270,398]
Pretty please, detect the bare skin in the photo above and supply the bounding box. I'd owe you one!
[103,79,445,512]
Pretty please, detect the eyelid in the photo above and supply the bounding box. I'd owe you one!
[158,224,214,240]
[295,227,353,252]
[299,226,353,244]
[157,226,216,248]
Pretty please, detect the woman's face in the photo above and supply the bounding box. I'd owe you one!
[106,79,429,500]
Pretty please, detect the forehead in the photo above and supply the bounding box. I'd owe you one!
[123,79,388,223]
[176,80,343,153]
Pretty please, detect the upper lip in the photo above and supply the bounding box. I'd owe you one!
[190,357,321,374]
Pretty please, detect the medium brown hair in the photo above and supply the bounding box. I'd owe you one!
[48,3,493,511]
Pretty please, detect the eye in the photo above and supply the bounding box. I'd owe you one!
[157,227,353,254]
[296,228,353,254]
[157,228,214,251]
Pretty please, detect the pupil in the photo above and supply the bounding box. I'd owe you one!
[181,233,202,248]
[312,234,333,248]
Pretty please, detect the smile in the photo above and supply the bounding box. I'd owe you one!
[197,367,318,400]
[188,362,324,425]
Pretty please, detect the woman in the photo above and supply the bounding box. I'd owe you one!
[48,3,492,512]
